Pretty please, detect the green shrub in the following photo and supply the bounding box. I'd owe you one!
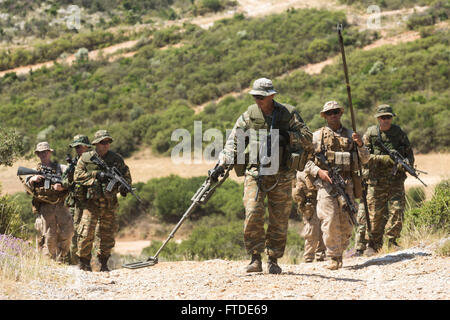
[406,186,426,211]
[436,239,450,257]
[404,179,450,233]
[0,195,27,239]
[178,218,246,260]
[0,127,24,167]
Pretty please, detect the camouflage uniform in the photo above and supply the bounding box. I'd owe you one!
[362,105,414,251]
[292,170,325,262]
[24,142,74,262]
[61,135,92,265]
[304,101,370,269]
[219,78,313,272]
[74,131,132,270]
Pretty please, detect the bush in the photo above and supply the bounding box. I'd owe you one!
[436,239,450,257]
[0,195,27,239]
[0,128,23,167]
[404,179,450,233]
[406,186,426,211]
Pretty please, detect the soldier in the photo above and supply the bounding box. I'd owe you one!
[23,142,74,262]
[292,170,326,263]
[304,101,370,270]
[362,105,414,256]
[61,135,92,265]
[74,130,131,271]
[212,78,313,274]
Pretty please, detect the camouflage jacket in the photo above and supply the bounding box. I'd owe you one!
[363,124,414,181]
[304,126,370,180]
[218,100,313,177]
[24,162,67,212]
[74,150,131,208]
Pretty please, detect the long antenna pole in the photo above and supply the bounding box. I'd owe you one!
[337,24,371,233]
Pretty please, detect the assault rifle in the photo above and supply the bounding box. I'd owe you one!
[376,132,427,187]
[90,154,142,203]
[17,166,63,190]
[315,146,358,226]
[122,163,233,269]
[65,154,77,177]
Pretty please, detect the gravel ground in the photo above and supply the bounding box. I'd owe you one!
[11,241,449,300]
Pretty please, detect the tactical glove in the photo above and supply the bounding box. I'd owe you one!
[373,155,395,166]
[96,171,108,182]
[208,165,225,181]
[118,185,128,197]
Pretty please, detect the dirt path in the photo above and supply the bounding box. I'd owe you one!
[5,240,449,300]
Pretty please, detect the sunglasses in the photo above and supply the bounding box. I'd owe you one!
[99,140,112,145]
[324,109,341,116]
[252,95,266,101]
[380,115,392,120]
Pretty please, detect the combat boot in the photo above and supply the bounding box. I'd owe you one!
[267,257,282,274]
[315,251,326,262]
[325,257,341,270]
[78,258,92,272]
[354,249,365,257]
[246,254,262,273]
[304,257,314,263]
[388,239,401,250]
[99,256,110,272]
[364,246,378,257]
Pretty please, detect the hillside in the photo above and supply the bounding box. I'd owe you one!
[2,240,449,300]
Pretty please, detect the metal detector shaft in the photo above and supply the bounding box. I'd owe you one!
[152,200,200,260]
[122,165,232,269]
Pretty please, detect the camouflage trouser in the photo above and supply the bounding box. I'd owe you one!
[77,201,118,261]
[367,180,406,250]
[34,203,74,262]
[243,173,293,259]
[68,205,83,264]
[316,181,355,258]
[355,202,368,251]
[299,205,325,260]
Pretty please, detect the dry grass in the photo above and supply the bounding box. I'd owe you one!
[0,234,72,298]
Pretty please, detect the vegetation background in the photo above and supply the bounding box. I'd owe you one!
[1,0,449,270]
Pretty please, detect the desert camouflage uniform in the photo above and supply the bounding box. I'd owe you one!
[304,126,370,261]
[219,101,313,260]
[363,123,413,250]
[25,162,73,262]
[74,149,131,264]
[292,170,325,262]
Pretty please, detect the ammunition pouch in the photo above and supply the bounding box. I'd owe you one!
[286,147,308,171]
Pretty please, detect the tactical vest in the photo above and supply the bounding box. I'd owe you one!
[29,162,67,212]
[63,156,87,207]
[79,150,124,208]
[316,126,363,198]
[234,101,304,176]
[365,124,408,180]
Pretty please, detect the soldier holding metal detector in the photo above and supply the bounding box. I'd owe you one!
[212,78,313,274]
[18,141,74,263]
[123,78,313,272]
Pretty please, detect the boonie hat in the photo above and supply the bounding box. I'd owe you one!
[92,130,114,145]
[69,134,92,148]
[320,100,344,118]
[35,141,54,153]
[249,78,277,96]
[374,104,396,118]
